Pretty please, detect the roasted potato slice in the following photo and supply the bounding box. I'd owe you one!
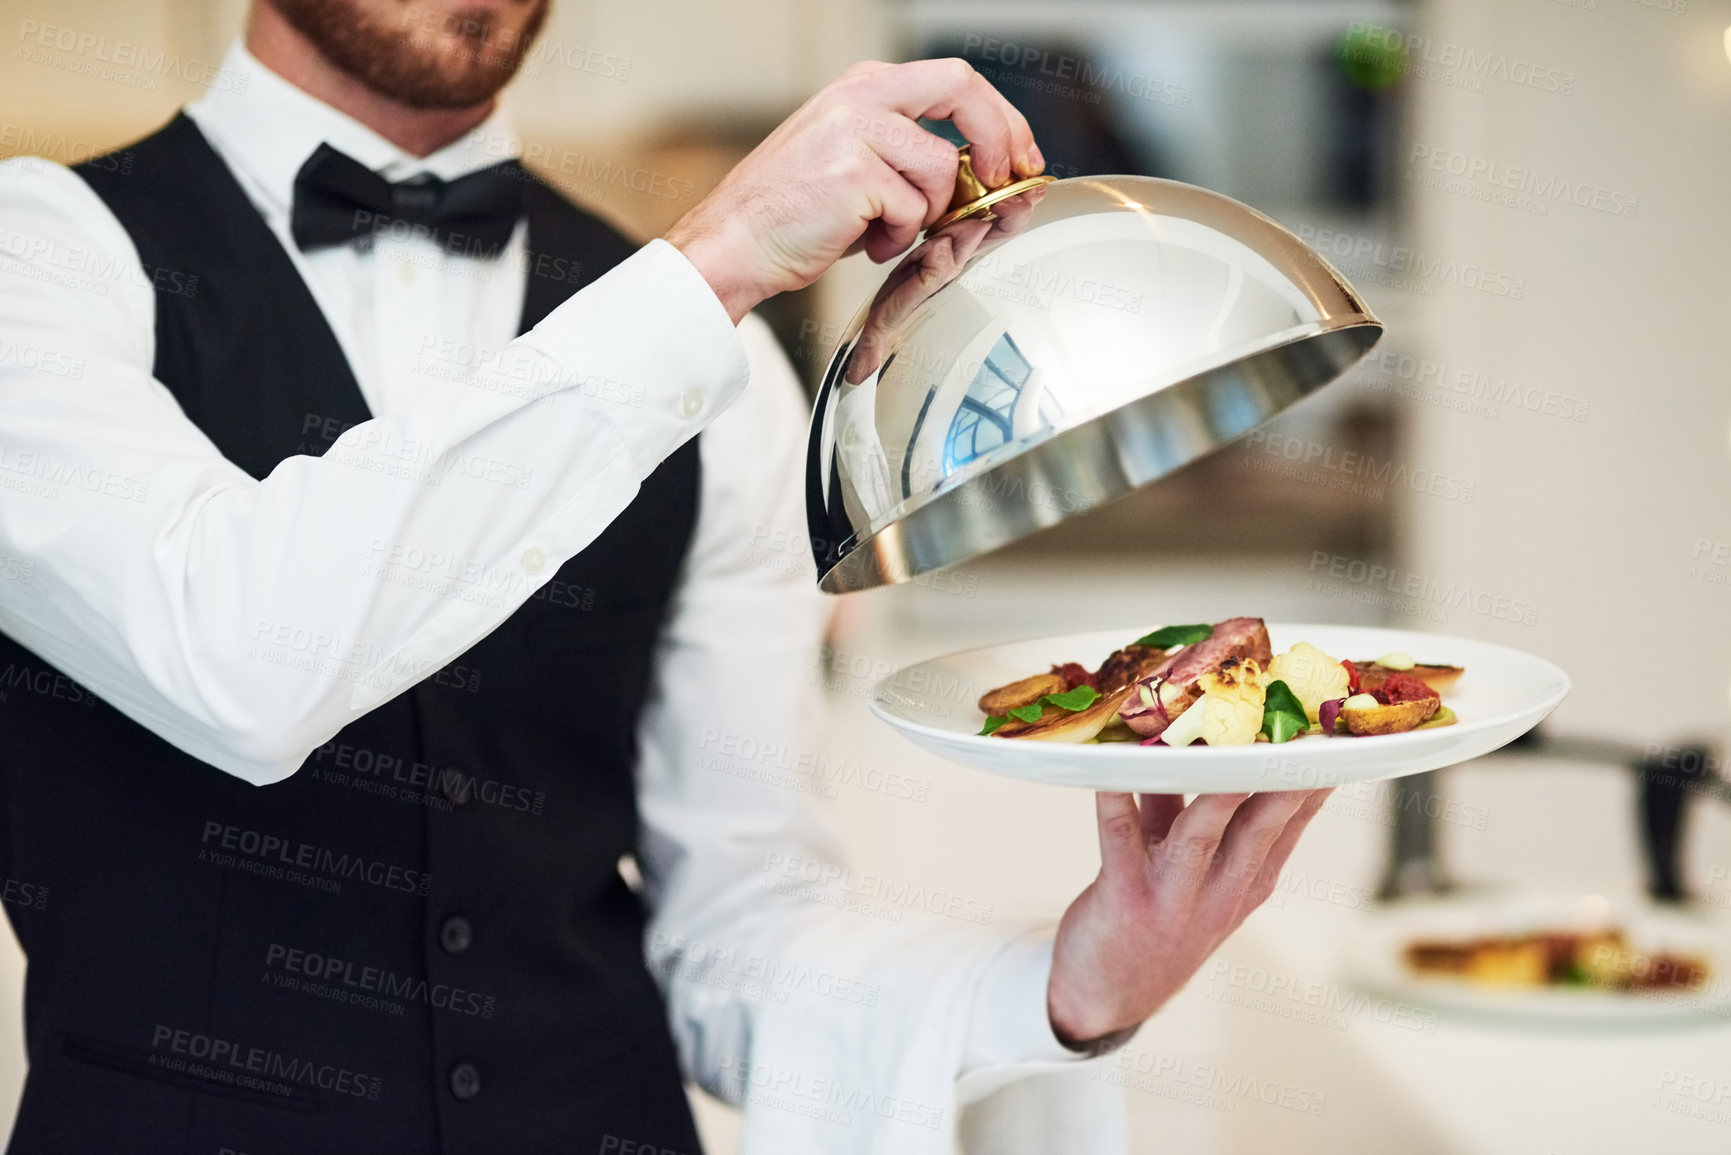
[1339,694,1439,736]
[978,672,1066,714]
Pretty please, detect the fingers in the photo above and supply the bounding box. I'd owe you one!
[665,56,1042,323]
[1095,791,1149,879]
[859,58,1040,186]
[856,151,937,262]
[1238,789,1333,914]
[840,60,896,79]
[1151,792,1249,892]
[1212,791,1311,904]
[847,112,959,228]
[1138,793,1184,844]
[997,97,1039,178]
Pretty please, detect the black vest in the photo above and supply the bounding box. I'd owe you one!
[0,114,705,1155]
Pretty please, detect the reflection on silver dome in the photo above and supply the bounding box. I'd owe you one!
[806,175,1383,593]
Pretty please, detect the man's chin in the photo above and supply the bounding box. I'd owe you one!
[418,0,528,10]
[389,35,522,107]
[268,0,546,110]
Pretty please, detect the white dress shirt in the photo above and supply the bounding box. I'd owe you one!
[0,41,1123,1154]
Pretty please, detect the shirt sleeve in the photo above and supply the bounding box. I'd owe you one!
[0,157,747,784]
[633,314,1098,1155]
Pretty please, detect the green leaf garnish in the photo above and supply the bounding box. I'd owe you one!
[1043,685,1101,712]
[981,685,1102,735]
[1134,624,1213,649]
[1260,679,1308,744]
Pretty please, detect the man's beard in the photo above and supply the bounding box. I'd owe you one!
[267,0,550,109]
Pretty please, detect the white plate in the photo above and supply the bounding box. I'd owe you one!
[1341,892,1731,1026]
[868,623,1568,793]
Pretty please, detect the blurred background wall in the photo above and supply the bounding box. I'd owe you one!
[5,0,1731,1150]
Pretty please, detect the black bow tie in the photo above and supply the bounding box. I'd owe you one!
[290,143,529,254]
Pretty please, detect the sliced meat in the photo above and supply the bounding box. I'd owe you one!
[1153,617,1272,684]
[1118,617,1272,738]
[1092,644,1168,694]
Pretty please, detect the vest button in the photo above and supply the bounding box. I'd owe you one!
[678,389,704,419]
[440,915,473,954]
[520,546,547,575]
[449,1062,481,1101]
[439,770,470,806]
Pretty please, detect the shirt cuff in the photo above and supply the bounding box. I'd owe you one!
[515,237,749,481]
[962,926,1087,1077]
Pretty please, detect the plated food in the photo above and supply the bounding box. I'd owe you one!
[977,617,1462,747]
[1344,892,1731,1026]
[871,624,1566,793]
[1404,929,1711,994]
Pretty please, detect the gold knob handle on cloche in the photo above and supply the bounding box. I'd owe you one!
[928,144,1056,232]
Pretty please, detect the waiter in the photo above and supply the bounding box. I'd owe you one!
[0,0,1330,1151]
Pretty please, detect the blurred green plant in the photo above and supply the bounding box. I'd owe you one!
[1337,24,1408,91]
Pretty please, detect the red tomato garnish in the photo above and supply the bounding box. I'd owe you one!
[1342,659,1362,695]
[1381,672,1440,704]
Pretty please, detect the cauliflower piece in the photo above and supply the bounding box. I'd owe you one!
[1268,642,1351,724]
[1164,658,1268,747]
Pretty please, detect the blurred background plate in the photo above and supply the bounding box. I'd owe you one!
[870,622,1568,793]
[1342,891,1731,1027]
